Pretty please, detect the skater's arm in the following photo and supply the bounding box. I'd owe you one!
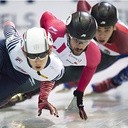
[38,81,59,117]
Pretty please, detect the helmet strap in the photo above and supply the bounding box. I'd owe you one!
[67,34,72,51]
[27,58,32,68]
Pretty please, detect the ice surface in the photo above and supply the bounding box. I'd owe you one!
[1,58,128,128]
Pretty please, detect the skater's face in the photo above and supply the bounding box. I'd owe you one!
[68,35,90,56]
[28,55,48,71]
[95,26,116,45]
[25,51,49,71]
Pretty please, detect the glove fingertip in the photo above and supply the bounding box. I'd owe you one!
[54,113,59,117]
[38,111,42,116]
[38,113,41,116]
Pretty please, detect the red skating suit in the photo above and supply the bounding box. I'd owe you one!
[3,23,64,82]
[40,11,101,92]
[77,0,128,56]
[98,22,128,55]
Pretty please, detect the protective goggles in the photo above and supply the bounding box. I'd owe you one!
[68,34,90,44]
[25,51,48,61]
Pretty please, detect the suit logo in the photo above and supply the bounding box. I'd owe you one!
[15,57,23,63]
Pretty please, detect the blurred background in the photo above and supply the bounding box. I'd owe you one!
[0,1,128,128]
[0,0,128,37]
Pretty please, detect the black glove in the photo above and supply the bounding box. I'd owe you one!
[73,90,88,120]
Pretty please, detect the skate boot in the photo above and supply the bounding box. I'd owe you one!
[0,92,35,108]
[92,78,120,93]
[0,93,27,108]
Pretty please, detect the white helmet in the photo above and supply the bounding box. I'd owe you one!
[22,27,53,54]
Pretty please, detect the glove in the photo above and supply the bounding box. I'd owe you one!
[38,96,59,117]
[37,81,59,117]
[73,90,88,120]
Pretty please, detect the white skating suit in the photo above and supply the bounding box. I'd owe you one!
[40,11,101,92]
[3,24,64,82]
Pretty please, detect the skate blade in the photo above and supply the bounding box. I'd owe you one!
[66,97,78,110]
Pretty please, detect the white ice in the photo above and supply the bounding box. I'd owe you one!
[1,57,128,128]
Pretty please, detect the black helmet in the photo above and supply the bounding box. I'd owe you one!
[66,11,97,40]
[91,2,118,26]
